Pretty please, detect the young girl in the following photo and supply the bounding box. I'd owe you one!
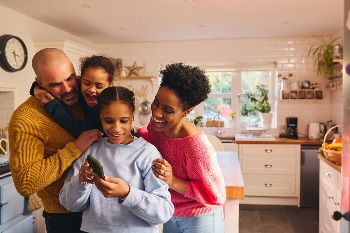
[59,86,174,233]
[138,63,226,233]
[33,55,115,137]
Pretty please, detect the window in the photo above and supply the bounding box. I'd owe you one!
[192,63,277,128]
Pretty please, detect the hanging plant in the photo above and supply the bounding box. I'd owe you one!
[308,37,341,79]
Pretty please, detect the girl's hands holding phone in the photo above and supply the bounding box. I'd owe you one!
[94,176,130,200]
[79,159,95,185]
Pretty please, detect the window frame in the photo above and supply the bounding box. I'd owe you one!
[193,63,277,129]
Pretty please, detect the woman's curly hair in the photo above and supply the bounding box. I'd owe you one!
[80,55,115,84]
[159,63,211,110]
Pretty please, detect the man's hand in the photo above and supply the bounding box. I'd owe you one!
[34,85,54,106]
[74,129,103,152]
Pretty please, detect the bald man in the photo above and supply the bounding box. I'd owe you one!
[9,48,102,233]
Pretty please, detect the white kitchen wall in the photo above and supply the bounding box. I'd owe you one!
[0,5,96,108]
[0,5,344,137]
[0,89,15,129]
[98,35,344,137]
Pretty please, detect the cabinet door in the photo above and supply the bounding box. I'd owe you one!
[320,178,338,233]
[0,182,25,224]
[2,214,35,233]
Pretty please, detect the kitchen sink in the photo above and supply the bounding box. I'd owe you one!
[235,134,276,141]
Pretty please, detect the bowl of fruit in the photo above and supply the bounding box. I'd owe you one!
[320,125,342,165]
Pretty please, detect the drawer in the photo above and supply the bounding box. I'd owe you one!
[239,145,299,157]
[243,175,297,196]
[240,154,296,175]
[0,181,25,225]
[2,214,36,233]
[321,162,338,188]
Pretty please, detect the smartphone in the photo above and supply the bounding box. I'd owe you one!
[87,155,105,179]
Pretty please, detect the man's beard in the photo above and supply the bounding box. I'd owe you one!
[60,87,79,106]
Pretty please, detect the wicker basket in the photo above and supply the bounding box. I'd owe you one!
[323,125,342,165]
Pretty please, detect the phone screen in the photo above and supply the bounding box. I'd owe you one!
[87,155,105,179]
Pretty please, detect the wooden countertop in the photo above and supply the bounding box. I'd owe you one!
[216,151,244,200]
[235,137,324,145]
[318,153,341,172]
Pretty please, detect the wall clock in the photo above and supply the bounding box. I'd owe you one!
[0,34,28,72]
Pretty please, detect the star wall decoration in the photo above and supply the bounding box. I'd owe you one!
[126,61,143,76]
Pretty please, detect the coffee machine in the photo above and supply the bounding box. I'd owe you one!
[286,117,298,139]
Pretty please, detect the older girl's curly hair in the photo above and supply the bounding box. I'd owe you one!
[159,63,211,110]
[80,55,115,84]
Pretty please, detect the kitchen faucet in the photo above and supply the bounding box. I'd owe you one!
[212,113,224,136]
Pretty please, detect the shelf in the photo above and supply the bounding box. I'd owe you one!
[332,58,343,64]
[326,77,342,91]
[280,89,323,100]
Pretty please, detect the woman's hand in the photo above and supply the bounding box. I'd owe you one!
[79,159,94,185]
[94,176,130,199]
[152,158,173,185]
[33,85,54,106]
[153,158,188,195]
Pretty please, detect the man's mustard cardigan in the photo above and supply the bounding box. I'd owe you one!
[9,96,83,213]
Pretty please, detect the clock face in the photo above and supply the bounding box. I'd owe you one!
[5,38,26,70]
[0,34,28,72]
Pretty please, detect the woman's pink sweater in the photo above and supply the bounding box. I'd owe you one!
[139,123,226,217]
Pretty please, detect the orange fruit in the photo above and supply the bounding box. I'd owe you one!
[332,137,342,144]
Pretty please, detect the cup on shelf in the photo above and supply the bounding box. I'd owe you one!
[290,81,300,90]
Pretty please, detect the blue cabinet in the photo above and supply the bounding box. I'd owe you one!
[0,175,36,233]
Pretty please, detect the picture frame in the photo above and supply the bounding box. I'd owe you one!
[290,91,298,99]
[307,90,314,99]
[298,90,306,99]
[315,90,323,99]
[281,90,289,99]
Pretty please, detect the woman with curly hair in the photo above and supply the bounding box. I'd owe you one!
[138,63,226,233]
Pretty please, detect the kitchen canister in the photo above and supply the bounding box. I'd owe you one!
[290,81,300,90]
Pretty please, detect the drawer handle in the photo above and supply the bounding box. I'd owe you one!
[265,165,272,168]
[265,183,272,187]
[326,172,332,177]
[334,201,340,206]
[265,149,272,153]
[328,195,334,200]
[0,202,8,208]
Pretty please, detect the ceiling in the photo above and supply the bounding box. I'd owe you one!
[0,0,344,44]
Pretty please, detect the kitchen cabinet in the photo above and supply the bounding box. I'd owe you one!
[238,144,300,206]
[319,159,341,233]
[0,175,36,233]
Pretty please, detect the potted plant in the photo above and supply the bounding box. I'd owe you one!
[229,111,236,128]
[193,115,204,127]
[241,85,272,128]
[308,37,341,79]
